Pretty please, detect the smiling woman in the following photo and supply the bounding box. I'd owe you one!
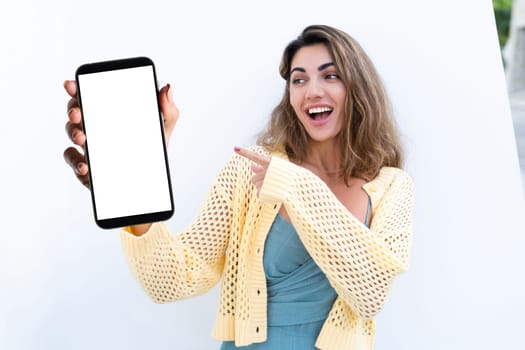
[258,26,403,184]
[63,24,414,350]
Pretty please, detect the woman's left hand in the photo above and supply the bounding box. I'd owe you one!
[234,146,271,195]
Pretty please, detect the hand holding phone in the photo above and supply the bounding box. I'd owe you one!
[66,57,177,229]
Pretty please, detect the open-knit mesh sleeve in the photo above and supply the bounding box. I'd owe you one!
[120,159,238,303]
[259,157,414,319]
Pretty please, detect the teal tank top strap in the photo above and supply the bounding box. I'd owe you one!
[364,196,372,227]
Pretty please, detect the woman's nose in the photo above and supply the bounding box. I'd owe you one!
[305,79,324,99]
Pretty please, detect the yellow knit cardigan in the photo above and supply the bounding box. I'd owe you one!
[120,146,414,349]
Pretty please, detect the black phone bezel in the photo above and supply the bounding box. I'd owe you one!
[75,56,174,230]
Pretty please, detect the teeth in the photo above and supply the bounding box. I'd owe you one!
[308,107,332,114]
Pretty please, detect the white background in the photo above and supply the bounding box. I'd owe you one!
[1,0,524,349]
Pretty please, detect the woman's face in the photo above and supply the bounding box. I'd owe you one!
[289,44,347,145]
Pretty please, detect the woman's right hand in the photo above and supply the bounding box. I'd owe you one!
[62,80,179,189]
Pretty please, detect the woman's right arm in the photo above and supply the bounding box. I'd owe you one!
[120,173,235,302]
[62,80,235,301]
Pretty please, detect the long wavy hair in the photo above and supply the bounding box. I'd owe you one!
[257,24,404,181]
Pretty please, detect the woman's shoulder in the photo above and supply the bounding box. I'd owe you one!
[364,167,414,200]
[377,167,413,183]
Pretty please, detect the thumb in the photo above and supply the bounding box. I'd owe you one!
[159,83,179,141]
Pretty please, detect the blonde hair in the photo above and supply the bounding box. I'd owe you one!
[258,24,404,181]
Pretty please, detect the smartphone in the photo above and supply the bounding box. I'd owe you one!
[75,56,174,229]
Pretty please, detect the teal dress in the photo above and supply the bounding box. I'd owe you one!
[221,201,371,350]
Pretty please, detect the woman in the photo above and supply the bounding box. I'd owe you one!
[64,24,413,349]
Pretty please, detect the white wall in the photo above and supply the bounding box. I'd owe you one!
[1,0,524,349]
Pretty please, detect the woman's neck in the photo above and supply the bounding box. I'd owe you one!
[300,141,344,184]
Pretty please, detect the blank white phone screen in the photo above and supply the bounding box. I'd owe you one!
[78,66,171,221]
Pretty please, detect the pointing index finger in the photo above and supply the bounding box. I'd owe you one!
[234,146,270,166]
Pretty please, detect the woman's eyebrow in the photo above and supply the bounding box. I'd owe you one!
[290,67,306,74]
[290,62,334,75]
[291,62,335,74]
[318,62,334,71]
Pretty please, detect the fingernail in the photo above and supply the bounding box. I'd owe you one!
[166,84,173,104]
[234,146,241,152]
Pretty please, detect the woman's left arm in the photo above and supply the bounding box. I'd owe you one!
[235,148,414,319]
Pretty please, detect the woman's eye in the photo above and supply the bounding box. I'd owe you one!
[292,78,306,85]
[326,73,339,80]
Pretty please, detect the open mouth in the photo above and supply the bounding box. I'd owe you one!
[307,106,333,120]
